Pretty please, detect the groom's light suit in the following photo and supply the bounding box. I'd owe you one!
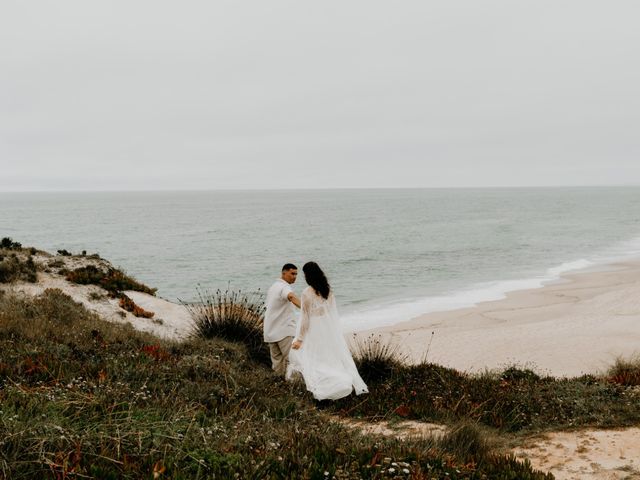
[264,279,297,376]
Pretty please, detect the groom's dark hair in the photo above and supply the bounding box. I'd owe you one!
[282,263,297,272]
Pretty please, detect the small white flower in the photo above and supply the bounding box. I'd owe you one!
[388,468,396,473]
[403,468,410,474]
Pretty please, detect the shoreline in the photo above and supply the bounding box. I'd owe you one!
[357,259,640,377]
[341,258,631,332]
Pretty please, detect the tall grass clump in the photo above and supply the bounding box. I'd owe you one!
[351,334,406,382]
[607,356,640,386]
[183,286,268,364]
[438,421,492,464]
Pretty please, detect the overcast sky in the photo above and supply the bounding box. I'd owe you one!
[1,1,639,191]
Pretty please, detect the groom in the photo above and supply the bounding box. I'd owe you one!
[264,263,301,376]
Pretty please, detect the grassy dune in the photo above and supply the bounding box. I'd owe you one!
[2,240,639,478]
[0,288,551,479]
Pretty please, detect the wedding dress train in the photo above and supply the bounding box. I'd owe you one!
[287,287,368,400]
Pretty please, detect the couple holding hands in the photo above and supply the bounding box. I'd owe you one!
[263,262,368,401]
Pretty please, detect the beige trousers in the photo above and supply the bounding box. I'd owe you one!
[268,336,293,376]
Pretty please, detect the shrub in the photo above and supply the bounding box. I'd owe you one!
[607,356,640,386]
[47,259,65,268]
[88,291,106,301]
[500,366,541,382]
[66,264,104,285]
[0,237,21,249]
[351,334,405,382]
[0,253,37,283]
[183,287,268,365]
[66,265,157,297]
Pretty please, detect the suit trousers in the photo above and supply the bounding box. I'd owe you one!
[268,336,293,376]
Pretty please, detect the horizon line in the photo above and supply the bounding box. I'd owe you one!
[1,184,640,194]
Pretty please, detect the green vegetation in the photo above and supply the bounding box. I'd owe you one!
[0,238,38,283]
[606,356,640,386]
[336,338,640,433]
[0,254,37,283]
[65,264,157,297]
[0,237,22,250]
[0,289,553,479]
[2,241,637,478]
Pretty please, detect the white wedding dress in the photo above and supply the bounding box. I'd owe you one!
[287,286,368,400]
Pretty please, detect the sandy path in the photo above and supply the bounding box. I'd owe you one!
[514,428,640,479]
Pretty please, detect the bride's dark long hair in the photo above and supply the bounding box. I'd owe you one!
[302,262,331,299]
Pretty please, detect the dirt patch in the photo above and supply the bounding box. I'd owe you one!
[332,416,447,439]
[513,428,640,480]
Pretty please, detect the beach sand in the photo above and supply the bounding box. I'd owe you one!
[358,260,640,377]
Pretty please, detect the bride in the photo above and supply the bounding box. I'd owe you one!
[287,262,368,400]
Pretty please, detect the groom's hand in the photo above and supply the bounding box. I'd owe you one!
[287,292,301,308]
[291,340,302,350]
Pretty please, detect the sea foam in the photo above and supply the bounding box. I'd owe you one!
[341,257,597,332]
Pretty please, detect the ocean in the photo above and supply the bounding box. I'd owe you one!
[2,187,639,331]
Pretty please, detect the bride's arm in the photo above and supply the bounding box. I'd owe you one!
[291,290,311,349]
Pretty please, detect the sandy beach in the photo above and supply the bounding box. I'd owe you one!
[360,260,640,377]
